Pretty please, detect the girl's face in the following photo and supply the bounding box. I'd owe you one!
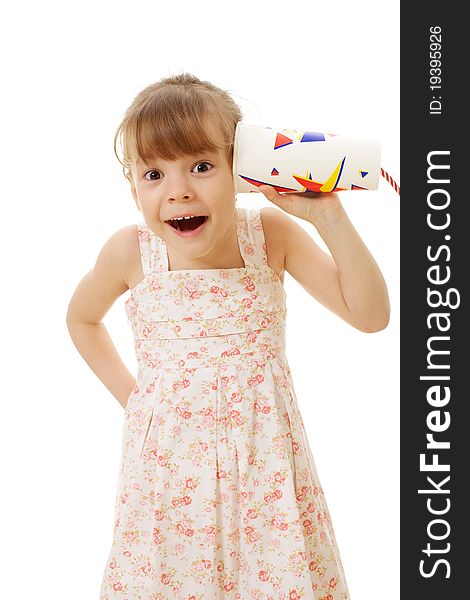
[129,133,238,269]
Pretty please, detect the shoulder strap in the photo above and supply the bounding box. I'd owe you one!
[136,221,167,275]
[237,207,268,267]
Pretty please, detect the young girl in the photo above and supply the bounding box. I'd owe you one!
[66,72,390,600]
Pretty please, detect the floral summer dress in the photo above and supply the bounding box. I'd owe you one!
[99,206,350,600]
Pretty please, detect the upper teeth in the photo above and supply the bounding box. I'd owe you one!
[172,216,198,220]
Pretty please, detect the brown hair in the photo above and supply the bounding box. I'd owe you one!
[114,72,243,181]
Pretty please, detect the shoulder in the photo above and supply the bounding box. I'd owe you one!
[100,224,142,289]
[67,225,139,322]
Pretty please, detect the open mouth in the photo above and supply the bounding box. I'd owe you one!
[165,215,208,232]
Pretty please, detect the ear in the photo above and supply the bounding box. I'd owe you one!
[127,173,141,211]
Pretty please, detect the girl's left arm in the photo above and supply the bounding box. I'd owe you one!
[259,186,391,333]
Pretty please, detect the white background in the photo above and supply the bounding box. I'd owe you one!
[0,1,399,598]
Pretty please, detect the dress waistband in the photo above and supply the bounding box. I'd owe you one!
[134,332,286,373]
[130,309,285,341]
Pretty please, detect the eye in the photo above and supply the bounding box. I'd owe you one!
[143,170,161,181]
[192,162,213,173]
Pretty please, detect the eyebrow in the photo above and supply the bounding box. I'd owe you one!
[139,151,220,169]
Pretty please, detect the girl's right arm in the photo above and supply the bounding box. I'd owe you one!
[65,226,138,409]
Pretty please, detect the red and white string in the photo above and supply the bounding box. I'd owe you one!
[381,167,400,196]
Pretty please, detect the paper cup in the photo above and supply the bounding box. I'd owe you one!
[233,122,381,193]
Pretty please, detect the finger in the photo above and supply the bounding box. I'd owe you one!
[258,185,277,198]
[259,185,297,216]
[258,185,286,206]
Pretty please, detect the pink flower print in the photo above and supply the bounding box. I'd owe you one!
[113,582,123,591]
[289,590,301,600]
[160,573,172,585]
[309,560,318,572]
[279,521,288,531]
[274,471,286,484]
[139,561,152,575]
[142,325,153,338]
[231,391,242,403]
[329,578,337,589]
[172,379,190,392]
[185,478,196,490]
[173,543,184,554]
[246,508,258,519]
[153,527,163,544]
[175,405,192,419]
[220,270,229,279]
[307,501,316,513]
[258,569,269,582]
[303,518,315,535]
[248,373,265,387]
[242,275,255,292]
[123,550,131,557]
[244,525,259,543]
[261,405,271,414]
[260,316,271,328]
[146,382,155,394]
[181,495,192,506]
[209,285,228,298]
[247,332,257,343]
[185,527,195,537]
[244,244,255,256]
[183,282,201,299]
[157,454,168,467]
[154,509,164,521]
[221,347,241,358]
[242,297,253,308]
[223,580,235,592]
[292,439,300,454]
[109,560,117,569]
[187,351,199,359]
[272,489,283,500]
[230,409,244,427]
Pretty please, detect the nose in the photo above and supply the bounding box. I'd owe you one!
[165,173,196,203]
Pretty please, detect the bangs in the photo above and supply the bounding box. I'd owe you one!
[121,91,230,168]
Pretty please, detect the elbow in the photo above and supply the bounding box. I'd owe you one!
[348,301,391,333]
[356,310,391,333]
